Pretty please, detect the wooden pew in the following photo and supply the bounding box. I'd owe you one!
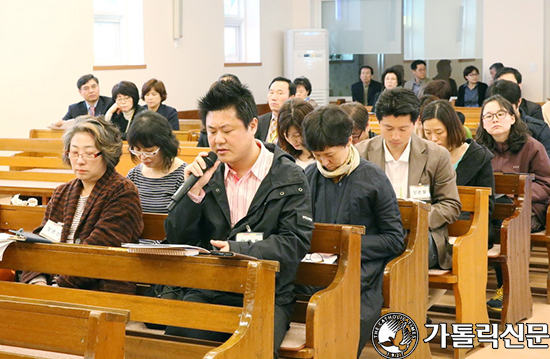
[0,295,128,358]
[454,106,481,136]
[29,129,196,142]
[489,173,534,328]
[178,119,203,132]
[382,199,431,359]
[0,204,362,359]
[279,224,363,359]
[429,187,491,359]
[530,208,550,303]
[177,103,271,120]
[0,242,278,358]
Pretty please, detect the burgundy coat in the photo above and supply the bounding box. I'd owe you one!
[21,168,143,293]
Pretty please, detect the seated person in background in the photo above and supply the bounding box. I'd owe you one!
[487,80,550,159]
[381,67,402,91]
[355,88,461,313]
[293,76,318,108]
[20,116,143,293]
[489,62,504,82]
[218,73,241,84]
[50,74,113,129]
[141,79,179,130]
[416,95,439,138]
[476,95,550,311]
[351,66,383,106]
[165,81,313,358]
[256,76,296,143]
[105,81,144,137]
[543,100,550,128]
[355,88,461,270]
[421,100,495,244]
[276,98,316,169]
[127,111,187,213]
[404,60,431,96]
[456,66,488,107]
[340,102,376,144]
[303,105,404,357]
[495,67,543,120]
[433,60,458,97]
[422,80,472,138]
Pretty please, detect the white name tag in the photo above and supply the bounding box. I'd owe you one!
[409,185,431,201]
[39,220,63,243]
[235,232,263,243]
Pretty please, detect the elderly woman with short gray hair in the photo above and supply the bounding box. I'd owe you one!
[20,116,143,293]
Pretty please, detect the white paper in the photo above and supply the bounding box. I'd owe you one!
[0,238,16,261]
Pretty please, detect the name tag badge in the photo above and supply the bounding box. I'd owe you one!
[235,232,263,243]
[39,220,63,243]
[409,185,431,201]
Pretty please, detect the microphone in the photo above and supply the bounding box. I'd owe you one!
[167,151,218,212]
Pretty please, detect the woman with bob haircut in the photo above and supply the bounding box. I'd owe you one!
[381,68,403,90]
[476,95,550,311]
[20,116,143,293]
[276,98,315,169]
[340,102,376,144]
[293,76,318,108]
[106,80,144,136]
[456,65,488,107]
[127,110,187,213]
[302,105,404,357]
[141,78,179,130]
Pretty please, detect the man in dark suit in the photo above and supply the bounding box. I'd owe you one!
[495,67,543,121]
[256,77,295,143]
[62,74,113,120]
[351,66,382,106]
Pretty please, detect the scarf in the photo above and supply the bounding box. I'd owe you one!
[317,145,361,183]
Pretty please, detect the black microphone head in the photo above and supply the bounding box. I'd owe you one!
[204,151,218,168]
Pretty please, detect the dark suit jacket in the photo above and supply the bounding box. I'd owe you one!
[111,106,145,137]
[62,96,113,120]
[256,112,272,141]
[351,80,383,106]
[149,103,179,130]
[355,134,462,269]
[456,82,488,107]
[519,98,544,121]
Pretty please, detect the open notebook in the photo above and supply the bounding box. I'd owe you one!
[121,243,256,260]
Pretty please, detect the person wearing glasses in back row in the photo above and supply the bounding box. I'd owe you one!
[127,111,187,214]
[456,66,488,107]
[19,116,143,293]
[105,81,145,138]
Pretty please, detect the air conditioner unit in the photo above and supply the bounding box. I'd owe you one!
[284,29,329,107]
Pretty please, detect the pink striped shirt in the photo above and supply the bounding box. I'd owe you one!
[188,141,274,228]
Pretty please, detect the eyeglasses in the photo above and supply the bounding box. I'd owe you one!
[66,151,102,160]
[129,147,160,158]
[467,73,479,77]
[482,110,511,122]
[352,130,364,140]
[116,96,132,104]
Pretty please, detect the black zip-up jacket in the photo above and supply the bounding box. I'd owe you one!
[166,143,314,306]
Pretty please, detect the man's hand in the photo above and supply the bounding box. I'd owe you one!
[210,240,230,252]
[184,152,220,196]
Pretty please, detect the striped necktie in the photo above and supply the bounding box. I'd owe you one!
[89,106,96,116]
[267,118,278,143]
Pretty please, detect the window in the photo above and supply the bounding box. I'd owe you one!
[224,0,260,64]
[93,0,144,67]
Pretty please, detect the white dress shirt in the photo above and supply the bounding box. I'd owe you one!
[383,138,412,199]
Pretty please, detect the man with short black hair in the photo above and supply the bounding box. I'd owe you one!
[495,67,543,120]
[404,60,431,96]
[351,66,383,106]
[256,77,296,143]
[487,80,550,158]
[489,62,504,80]
[165,81,313,358]
[62,74,113,120]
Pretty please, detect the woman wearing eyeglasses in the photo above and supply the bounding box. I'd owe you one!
[127,110,187,213]
[105,81,144,137]
[20,116,143,293]
[456,66,488,107]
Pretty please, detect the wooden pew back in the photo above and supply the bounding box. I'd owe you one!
[0,295,128,358]
[30,129,196,142]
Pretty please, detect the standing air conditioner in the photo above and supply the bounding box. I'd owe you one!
[284,29,329,107]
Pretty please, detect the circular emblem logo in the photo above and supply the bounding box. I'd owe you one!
[372,312,419,358]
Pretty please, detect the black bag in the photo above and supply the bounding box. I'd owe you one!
[142,285,187,330]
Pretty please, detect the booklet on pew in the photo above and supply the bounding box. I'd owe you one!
[122,242,257,260]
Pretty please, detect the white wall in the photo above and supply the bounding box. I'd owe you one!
[0,0,295,138]
[483,0,545,102]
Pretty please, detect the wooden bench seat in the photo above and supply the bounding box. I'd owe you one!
[490,173,534,328]
[0,295,128,358]
[429,186,491,359]
[30,129,198,142]
[382,199,431,359]
[530,208,550,303]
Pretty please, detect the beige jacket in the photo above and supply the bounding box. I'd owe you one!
[355,134,461,269]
